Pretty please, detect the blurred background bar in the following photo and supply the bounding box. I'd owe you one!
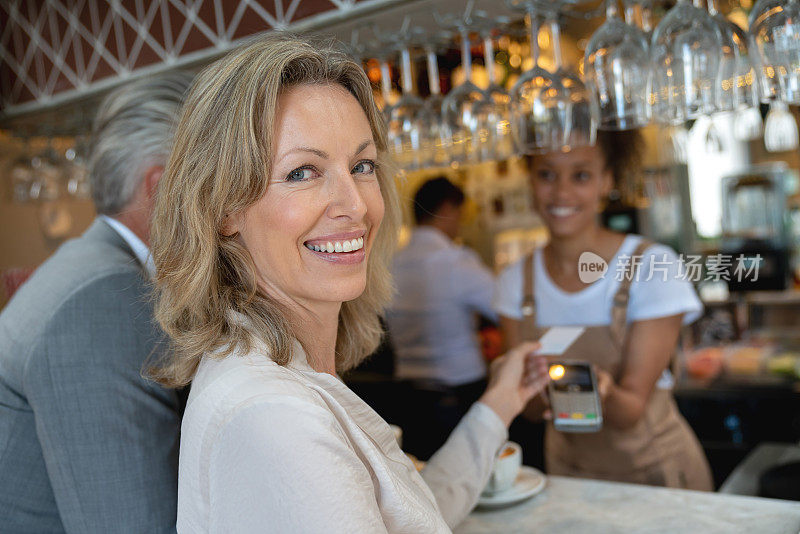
[2,0,800,497]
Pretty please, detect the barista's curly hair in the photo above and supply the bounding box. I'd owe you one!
[524,129,645,186]
[595,129,645,187]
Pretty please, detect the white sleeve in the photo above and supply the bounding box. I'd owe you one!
[421,402,507,528]
[207,399,388,534]
[629,244,704,325]
[454,248,499,322]
[492,260,525,320]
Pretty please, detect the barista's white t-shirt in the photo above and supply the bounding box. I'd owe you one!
[493,234,703,327]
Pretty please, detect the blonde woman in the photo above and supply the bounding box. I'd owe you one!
[151,35,549,532]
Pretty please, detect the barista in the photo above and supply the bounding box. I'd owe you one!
[494,131,713,489]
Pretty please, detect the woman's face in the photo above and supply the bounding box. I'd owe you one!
[529,144,612,239]
[226,83,384,311]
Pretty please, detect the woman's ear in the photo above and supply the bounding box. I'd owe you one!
[220,212,240,237]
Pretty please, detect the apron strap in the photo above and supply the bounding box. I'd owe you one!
[521,252,537,342]
[609,238,654,347]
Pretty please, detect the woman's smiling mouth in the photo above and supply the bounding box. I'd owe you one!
[548,206,580,218]
[303,237,364,253]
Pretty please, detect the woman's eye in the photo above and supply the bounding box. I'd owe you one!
[574,171,591,182]
[352,160,376,176]
[286,167,316,182]
[536,170,555,182]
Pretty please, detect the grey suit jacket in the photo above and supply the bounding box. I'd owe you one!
[0,218,181,533]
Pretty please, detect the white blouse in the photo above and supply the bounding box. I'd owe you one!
[177,338,507,533]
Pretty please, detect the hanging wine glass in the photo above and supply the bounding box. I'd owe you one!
[441,21,486,165]
[749,0,800,105]
[8,138,34,203]
[764,100,800,151]
[386,41,426,171]
[640,1,654,34]
[734,105,766,142]
[707,1,757,111]
[29,138,64,202]
[64,136,91,199]
[622,0,654,35]
[669,125,690,164]
[623,0,660,118]
[704,0,763,140]
[584,0,652,130]
[623,0,638,29]
[507,2,561,154]
[651,0,723,124]
[363,28,397,120]
[378,57,396,120]
[473,13,514,162]
[704,120,724,153]
[710,8,740,113]
[548,12,596,148]
[417,31,451,169]
[364,31,398,121]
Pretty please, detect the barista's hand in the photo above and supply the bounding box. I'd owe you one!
[479,342,550,427]
[594,366,614,404]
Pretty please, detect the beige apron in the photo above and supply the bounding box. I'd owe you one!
[521,241,713,490]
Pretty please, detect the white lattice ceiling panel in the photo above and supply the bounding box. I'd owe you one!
[0,0,391,119]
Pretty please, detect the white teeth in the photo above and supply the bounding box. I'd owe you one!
[550,206,578,217]
[305,237,366,254]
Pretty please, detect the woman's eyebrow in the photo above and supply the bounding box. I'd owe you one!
[353,139,374,157]
[285,146,329,159]
[538,160,593,168]
[278,139,374,162]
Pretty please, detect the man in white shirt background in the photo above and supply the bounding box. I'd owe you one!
[385,176,498,460]
[0,72,192,532]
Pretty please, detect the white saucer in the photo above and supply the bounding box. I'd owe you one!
[477,466,546,509]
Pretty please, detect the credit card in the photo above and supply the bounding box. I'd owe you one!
[535,326,586,355]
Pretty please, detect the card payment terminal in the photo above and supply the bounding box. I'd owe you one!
[548,361,603,433]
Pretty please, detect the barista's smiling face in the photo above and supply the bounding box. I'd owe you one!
[529,144,612,239]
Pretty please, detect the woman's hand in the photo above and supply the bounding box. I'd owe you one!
[479,342,550,427]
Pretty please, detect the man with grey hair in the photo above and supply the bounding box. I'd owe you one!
[0,72,193,532]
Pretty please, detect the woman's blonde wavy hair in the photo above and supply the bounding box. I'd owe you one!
[149,34,400,388]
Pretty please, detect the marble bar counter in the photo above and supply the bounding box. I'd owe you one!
[455,475,800,534]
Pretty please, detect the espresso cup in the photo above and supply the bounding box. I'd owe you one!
[483,441,522,495]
